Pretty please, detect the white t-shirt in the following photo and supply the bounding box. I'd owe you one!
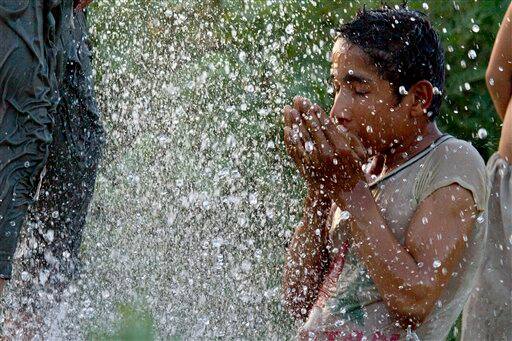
[300,135,489,340]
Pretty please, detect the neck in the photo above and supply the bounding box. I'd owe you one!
[381,121,443,173]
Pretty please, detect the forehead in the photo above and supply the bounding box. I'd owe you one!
[331,38,375,76]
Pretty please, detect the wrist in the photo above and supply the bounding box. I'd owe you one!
[331,180,370,212]
[307,186,330,202]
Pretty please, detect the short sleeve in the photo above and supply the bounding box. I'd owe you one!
[413,139,489,212]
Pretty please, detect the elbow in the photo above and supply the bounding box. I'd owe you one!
[385,284,437,330]
[391,304,432,330]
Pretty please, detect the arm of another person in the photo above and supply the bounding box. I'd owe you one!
[336,182,476,328]
[486,2,512,120]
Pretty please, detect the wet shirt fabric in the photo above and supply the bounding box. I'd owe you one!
[299,135,489,340]
[461,152,512,340]
[0,0,103,280]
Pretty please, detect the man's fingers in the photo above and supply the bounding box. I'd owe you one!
[284,105,300,128]
[326,125,352,156]
[293,96,312,114]
[345,132,367,161]
[284,126,311,174]
[302,105,332,157]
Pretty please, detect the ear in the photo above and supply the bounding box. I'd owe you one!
[408,80,434,118]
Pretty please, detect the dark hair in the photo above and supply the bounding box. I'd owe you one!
[336,4,445,120]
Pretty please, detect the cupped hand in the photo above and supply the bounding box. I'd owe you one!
[283,96,368,199]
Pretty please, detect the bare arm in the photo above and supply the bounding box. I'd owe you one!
[335,182,476,328]
[282,190,332,320]
[486,2,512,120]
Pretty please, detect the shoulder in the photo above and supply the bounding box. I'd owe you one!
[428,137,485,168]
[415,137,489,211]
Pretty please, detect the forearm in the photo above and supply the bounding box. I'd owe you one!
[334,182,431,322]
[487,71,512,121]
[487,3,512,120]
[282,191,331,319]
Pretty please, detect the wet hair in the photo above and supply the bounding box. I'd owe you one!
[336,4,445,120]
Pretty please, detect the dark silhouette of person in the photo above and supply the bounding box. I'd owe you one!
[0,0,104,334]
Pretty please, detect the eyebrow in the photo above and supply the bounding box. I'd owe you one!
[329,70,372,84]
[342,73,372,84]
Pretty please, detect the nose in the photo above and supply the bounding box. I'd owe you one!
[329,90,352,123]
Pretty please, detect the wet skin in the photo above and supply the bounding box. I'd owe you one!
[282,38,477,328]
[486,2,512,162]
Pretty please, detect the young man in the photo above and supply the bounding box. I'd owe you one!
[282,6,488,340]
[462,3,512,340]
[0,0,104,334]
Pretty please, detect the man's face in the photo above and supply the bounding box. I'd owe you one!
[329,38,412,154]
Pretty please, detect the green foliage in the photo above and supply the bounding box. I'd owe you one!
[88,304,157,340]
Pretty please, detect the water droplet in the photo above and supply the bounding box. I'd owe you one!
[464,82,471,91]
[315,229,321,236]
[24,161,30,168]
[442,267,448,275]
[471,24,480,33]
[305,141,314,153]
[422,217,429,224]
[212,237,224,248]
[476,214,485,223]
[417,262,424,268]
[477,128,488,139]
[21,271,30,281]
[339,210,350,221]
[238,51,246,62]
[241,260,252,272]
[433,260,441,268]
[399,86,408,95]
[245,84,255,93]
[44,229,54,243]
[489,78,495,86]
[416,135,423,142]
[52,211,59,219]
[422,2,429,10]
[348,69,354,75]
[366,125,373,133]
[285,23,294,35]
[468,50,477,59]
[249,193,258,206]
[332,158,338,165]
